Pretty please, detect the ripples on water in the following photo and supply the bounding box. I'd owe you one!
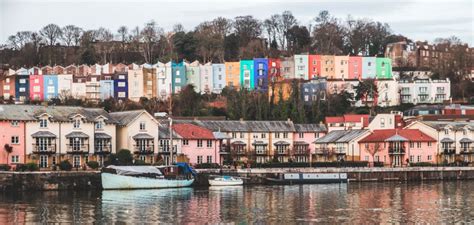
[1,181,474,223]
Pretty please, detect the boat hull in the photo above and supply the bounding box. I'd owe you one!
[266,173,347,185]
[208,179,243,186]
[101,173,194,190]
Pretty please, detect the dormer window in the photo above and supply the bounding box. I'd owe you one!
[40,119,48,128]
[140,122,146,131]
[73,119,81,128]
[96,121,104,130]
[10,121,19,127]
[444,129,449,135]
[463,129,467,136]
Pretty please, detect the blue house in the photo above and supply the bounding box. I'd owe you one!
[43,75,58,101]
[212,64,225,94]
[171,61,187,93]
[113,73,128,100]
[100,74,114,100]
[301,78,327,105]
[15,74,30,102]
[253,58,269,92]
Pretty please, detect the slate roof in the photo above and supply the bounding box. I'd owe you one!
[315,130,369,144]
[65,131,89,138]
[158,124,182,139]
[132,133,155,139]
[440,137,455,143]
[31,131,56,138]
[422,121,474,131]
[95,133,112,139]
[109,110,146,126]
[294,124,327,132]
[0,105,117,123]
[459,138,472,143]
[359,129,436,143]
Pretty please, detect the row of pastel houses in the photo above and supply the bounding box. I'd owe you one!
[0,104,472,169]
[1,55,451,106]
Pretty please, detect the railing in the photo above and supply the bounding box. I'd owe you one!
[94,144,112,154]
[253,150,268,155]
[274,149,290,155]
[460,147,474,154]
[158,146,177,154]
[219,146,231,154]
[66,144,90,154]
[293,148,310,155]
[314,148,333,155]
[32,144,56,154]
[388,147,405,155]
[443,147,456,155]
[133,145,154,154]
[232,148,247,155]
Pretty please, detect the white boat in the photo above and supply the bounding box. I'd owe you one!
[208,176,243,186]
[101,165,195,190]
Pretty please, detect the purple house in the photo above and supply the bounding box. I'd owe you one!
[113,72,128,100]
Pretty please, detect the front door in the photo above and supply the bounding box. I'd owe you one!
[39,155,48,168]
[73,155,81,168]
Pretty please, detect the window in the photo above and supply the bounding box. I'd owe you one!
[315,133,319,138]
[232,132,237,138]
[275,133,280,138]
[283,133,288,138]
[375,156,379,162]
[207,156,212,163]
[261,133,266,139]
[183,140,189,145]
[40,119,48,128]
[73,155,81,168]
[428,155,432,161]
[118,82,126,87]
[417,142,422,148]
[417,155,421,162]
[73,119,81,128]
[19,78,26,84]
[409,142,414,148]
[207,140,212,148]
[410,155,414,162]
[118,92,126,98]
[11,136,19,144]
[299,133,304,138]
[240,133,244,138]
[11,155,19,163]
[444,129,449,135]
[253,133,258,139]
[380,118,385,128]
[175,78,181,83]
[95,121,104,129]
[33,86,40,92]
[364,156,369,161]
[10,121,19,127]
[19,87,26,92]
[34,79,39,84]
[139,122,146,131]
[197,140,203,147]
[39,155,48,168]
[197,156,203,164]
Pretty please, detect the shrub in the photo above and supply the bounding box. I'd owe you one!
[133,159,148,165]
[86,161,99,169]
[117,149,133,165]
[250,161,370,168]
[373,162,385,167]
[16,163,39,171]
[59,160,73,171]
[0,164,11,171]
[410,162,435,167]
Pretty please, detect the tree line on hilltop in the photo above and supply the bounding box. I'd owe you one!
[2,10,408,67]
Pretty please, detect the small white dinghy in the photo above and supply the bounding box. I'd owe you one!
[208,176,243,186]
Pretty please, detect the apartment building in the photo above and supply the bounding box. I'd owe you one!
[398,78,451,104]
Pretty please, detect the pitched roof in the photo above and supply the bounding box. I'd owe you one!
[294,124,327,132]
[0,105,117,123]
[359,129,435,143]
[315,129,369,144]
[421,121,474,131]
[109,110,149,126]
[172,123,215,139]
[175,120,296,132]
[325,114,370,127]
[158,124,182,139]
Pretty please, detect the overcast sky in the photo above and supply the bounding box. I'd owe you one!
[1,0,473,46]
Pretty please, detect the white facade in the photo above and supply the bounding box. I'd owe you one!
[128,68,144,102]
[377,79,400,107]
[57,74,73,98]
[399,78,451,104]
[294,55,309,80]
[200,62,213,94]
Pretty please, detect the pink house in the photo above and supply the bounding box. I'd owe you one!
[293,124,327,163]
[359,129,437,167]
[348,56,362,80]
[29,75,44,101]
[0,120,26,166]
[173,123,221,165]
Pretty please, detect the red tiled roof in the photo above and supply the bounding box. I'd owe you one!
[172,123,215,139]
[359,129,435,143]
[325,116,344,123]
[344,114,369,126]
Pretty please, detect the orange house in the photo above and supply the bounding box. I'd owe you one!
[225,62,240,89]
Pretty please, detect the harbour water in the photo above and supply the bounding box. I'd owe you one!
[1,181,474,223]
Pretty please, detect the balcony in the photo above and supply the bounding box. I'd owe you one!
[94,144,112,154]
[334,147,346,155]
[133,145,154,154]
[443,147,456,155]
[388,147,405,155]
[460,147,474,154]
[158,146,177,154]
[275,149,290,155]
[293,148,310,155]
[219,145,231,154]
[32,144,56,154]
[253,150,268,156]
[233,148,247,155]
[66,144,90,154]
[314,148,333,155]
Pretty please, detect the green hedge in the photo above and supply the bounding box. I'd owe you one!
[0,164,11,171]
[15,163,39,171]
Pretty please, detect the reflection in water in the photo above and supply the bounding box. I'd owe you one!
[1,182,474,223]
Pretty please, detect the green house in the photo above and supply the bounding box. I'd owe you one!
[376,58,392,79]
[240,60,254,89]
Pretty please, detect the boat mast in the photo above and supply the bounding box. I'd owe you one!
[169,83,173,165]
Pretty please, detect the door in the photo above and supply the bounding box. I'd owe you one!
[39,155,48,168]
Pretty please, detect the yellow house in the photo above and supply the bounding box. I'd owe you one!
[110,110,160,164]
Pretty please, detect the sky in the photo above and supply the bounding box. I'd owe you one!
[1,0,473,46]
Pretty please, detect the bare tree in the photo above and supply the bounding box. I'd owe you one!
[264,14,282,49]
[40,23,63,46]
[140,21,163,63]
[365,142,383,166]
[117,26,129,43]
[281,11,297,51]
[172,23,185,33]
[62,25,81,46]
